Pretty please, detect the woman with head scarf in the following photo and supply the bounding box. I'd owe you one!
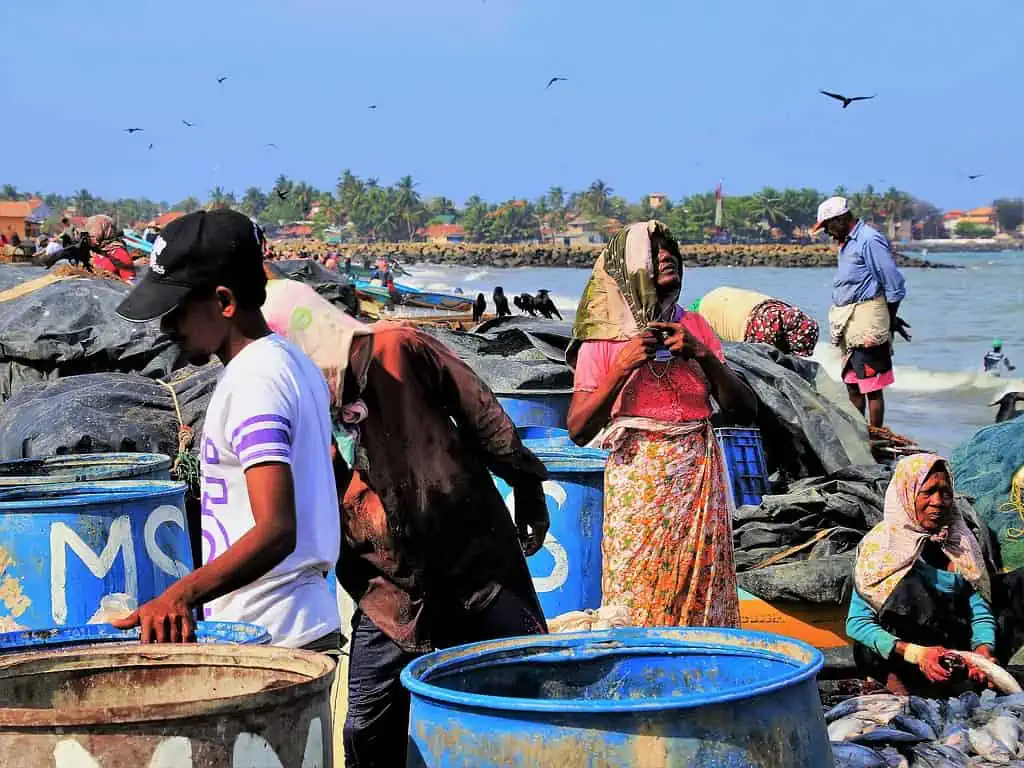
[567,221,756,628]
[848,453,996,695]
[85,214,135,281]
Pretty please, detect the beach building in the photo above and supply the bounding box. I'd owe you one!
[945,206,997,237]
[553,216,606,246]
[148,211,186,230]
[0,200,44,241]
[421,223,466,244]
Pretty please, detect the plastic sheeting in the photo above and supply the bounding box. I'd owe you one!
[0,365,218,459]
[268,260,359,316]
[0,270,182,402]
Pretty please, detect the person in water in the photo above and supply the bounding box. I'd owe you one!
[818,196,910,429]
[263,280,550,768]
[847,453,996,696]
[493,286,512,318]
[691,287,819,357]
[568,221,755,628]
[983,339,1015,375]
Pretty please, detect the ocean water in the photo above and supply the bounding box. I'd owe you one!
[400,251,1024,456]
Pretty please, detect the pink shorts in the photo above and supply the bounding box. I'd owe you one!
[843,367,895,394]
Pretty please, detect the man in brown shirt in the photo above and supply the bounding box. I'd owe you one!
[336,323,550,767]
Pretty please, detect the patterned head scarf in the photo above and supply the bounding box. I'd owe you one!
[567,221,681,367]
[854,453,990,612]
[85,215,126,260]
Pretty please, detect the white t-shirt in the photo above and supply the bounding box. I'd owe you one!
[199,334,341,647]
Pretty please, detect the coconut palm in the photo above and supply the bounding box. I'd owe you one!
[749,188,790,237]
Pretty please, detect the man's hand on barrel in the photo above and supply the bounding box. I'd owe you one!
[514,481,550,557]
[110,584,197,644]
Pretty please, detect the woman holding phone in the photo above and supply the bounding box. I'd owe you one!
[567,221,755,628]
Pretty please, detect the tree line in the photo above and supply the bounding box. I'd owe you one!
[3,178,1022,244]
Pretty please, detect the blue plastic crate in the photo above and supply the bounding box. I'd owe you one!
[715,427,769,507]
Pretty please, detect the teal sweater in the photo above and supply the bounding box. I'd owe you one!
[846,559,996,658]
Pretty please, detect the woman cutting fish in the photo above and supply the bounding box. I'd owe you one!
[847,453,997,695]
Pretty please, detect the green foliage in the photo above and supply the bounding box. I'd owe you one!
[954,221,996,238]
[995,198,1024,234]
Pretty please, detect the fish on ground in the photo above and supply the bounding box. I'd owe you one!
[851,727,928,745]
[985,714,1022,756]
[908,743,970,767]
[891,714,938,741]
[831,741,889,767]
[827,694,906,723]
[968,726,1014,763]
[831,716,876,741]
[910,696,945,736]
[877,746,910,767]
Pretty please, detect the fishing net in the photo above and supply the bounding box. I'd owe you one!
[951,418,1024,572]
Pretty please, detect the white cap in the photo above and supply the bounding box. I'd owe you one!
[813,196,850,231]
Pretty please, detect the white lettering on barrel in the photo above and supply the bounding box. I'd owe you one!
[149,737,193,767]
[144,505,191,579]
[233,717,324,767]
[50,516,137,625]
[503,480,570,593]
[54,739,102,767]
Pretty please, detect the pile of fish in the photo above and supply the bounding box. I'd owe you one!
[828,692,1024,766]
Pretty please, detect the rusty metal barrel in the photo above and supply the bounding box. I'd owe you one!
[0,644,336,767]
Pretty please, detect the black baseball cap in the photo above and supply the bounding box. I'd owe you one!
[116,209,265,323]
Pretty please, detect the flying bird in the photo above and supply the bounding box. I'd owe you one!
[182,120,195,127]
[124,127,144,133]
[368,105,377,110]
[217,76,228,84]
[148,143,154,150]
[276,190,288,200]
[967,174,985,181]
[264,143,280,149]
[546,77,568,89]
[820,90,876,108]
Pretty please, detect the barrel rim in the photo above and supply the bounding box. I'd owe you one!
[0,621,271,650]
[400,628,824,714]
[0,452,172,472]
[0,480,187,509]
[0,644,335,727]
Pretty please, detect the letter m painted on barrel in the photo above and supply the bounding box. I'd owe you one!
[50,517,136,625]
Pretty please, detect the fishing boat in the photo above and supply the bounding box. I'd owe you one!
[353,279,474,313]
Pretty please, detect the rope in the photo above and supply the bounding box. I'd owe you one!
[157,379,200,495]
[1002,465,1024,539]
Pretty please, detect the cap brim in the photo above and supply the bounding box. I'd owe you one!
[811,221,825,233]
[115,276,192,323]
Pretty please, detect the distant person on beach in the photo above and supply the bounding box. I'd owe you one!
[493,286,512,318]
[535,289,563,320]
[263,279,549,768]
[343,257,353,276]
[691,287,819,357]
[473,292,486,323]
[112,211,343,658]
[983,339,1015,376]
[60,217,78,242]
[817,196,910,429]
[84,215,135,281]
[567,221,755,628]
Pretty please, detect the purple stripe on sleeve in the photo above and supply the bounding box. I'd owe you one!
[235,428,291,454]
[230,414,291,444]
[241,448,291,466]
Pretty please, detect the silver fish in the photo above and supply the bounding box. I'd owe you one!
[852,727,927,745]
[940,725,970,753]
[968,726,1014,763]
[831,741,889,768]
[892,714,938,741]
[955,652,1024,695]
[830,716,874,741]
[827,694,906,723]
[986,714,1021,756]
[908,743,970,768]
[910,696,945,736]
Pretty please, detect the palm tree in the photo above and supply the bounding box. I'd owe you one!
[394,175,422,240]
[1,184,19,200]
[241,187,268,218]
[749,188,790,237]
[584,179,613,218]
[881,187,911,240]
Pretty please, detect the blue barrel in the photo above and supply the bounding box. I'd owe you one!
[0,453,172,486]
[0,621,270,651]
[516,426,575,451]
[402,628,830,767]
[492,447,607,618]
[496,389,572,428]
[0,481,192,631]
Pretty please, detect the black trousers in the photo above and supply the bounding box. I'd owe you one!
[343,589,544,768]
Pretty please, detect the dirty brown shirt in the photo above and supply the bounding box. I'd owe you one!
[338,324,548,652]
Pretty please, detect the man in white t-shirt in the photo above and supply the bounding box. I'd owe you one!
[112,209,341,650]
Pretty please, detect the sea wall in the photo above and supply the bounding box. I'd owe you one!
[327,242,951,269]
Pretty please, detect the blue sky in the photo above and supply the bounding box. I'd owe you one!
[2,0,1021,209]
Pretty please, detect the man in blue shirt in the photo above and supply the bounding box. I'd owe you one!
[816,196,911,428]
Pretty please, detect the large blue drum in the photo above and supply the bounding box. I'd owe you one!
[493,447,607,619]
[496,389,573,429]
[402,628,831,767]
[0,453,172,487]
[0,481,191,631]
